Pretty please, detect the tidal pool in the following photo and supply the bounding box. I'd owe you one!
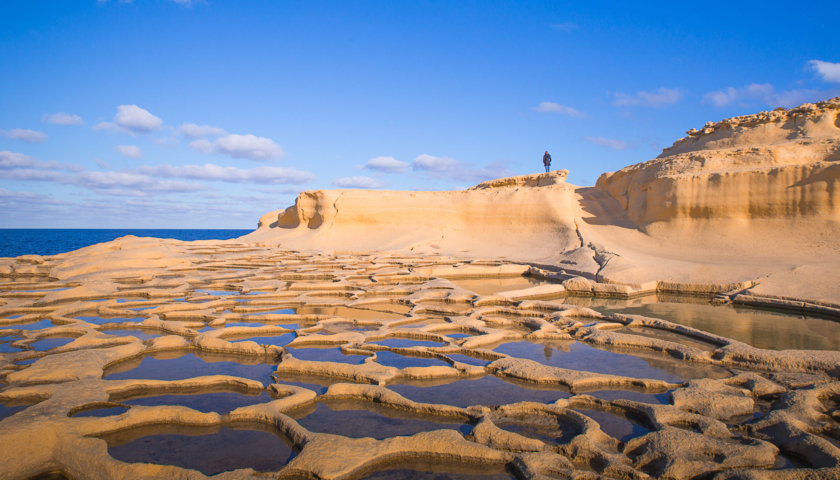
[372,338,446,348]
[118,391,274,414]
[577,295,840,351]
[493,340,731,383]
[291,400,469,439]
[76,316,144,325]
[104,352,276,385]
[99,329,160,341]
[360,461,514,480]
[286,346,369,364]
[229,333,295,347]
[575,408,651,442]
[375,351,450,368]
[29,337,76,351]
[1,319,53,330]
[103,424,294,475]
[389,375,571,407]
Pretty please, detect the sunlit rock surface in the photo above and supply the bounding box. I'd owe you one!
[1,242,839,479]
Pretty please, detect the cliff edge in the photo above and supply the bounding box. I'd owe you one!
[244,99,840,304]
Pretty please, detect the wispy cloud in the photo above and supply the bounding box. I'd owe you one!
[332,176,385,189]
[532,102,584,117]
[179,123,227,138]
[115,145,142,158]
[94,104,162,134]
[809,60,840,83]
[412,154,513,183]
[585,136,629,150]
[361,156,409,173]
[614,87,683,108]
[189,134,285,161]
[42,112,84,126]
[0,128,48,143]
[136,163,313,184]
[701,83,830,108]
[413,154,460,172]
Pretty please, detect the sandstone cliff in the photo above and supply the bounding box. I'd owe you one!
[245,99,840,304]
[596,98,840,228]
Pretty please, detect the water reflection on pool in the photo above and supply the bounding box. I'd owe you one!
[572,295,840,350]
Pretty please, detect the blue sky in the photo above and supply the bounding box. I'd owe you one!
[1,0,838,228]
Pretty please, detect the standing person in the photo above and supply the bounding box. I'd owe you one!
[543,151,552,173]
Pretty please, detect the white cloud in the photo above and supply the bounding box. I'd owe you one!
[585,136,629,150]
[137,163,314,184]
[809,60,840,83]
[189,134,285,161]
[362,156,409,173]
[701,83,826,108]
[114,105,162,133]
[614,87,683,108]
[179,123,227,138]
[115,145,142,158]
[1,128,48,143]
[0,150,60,169]
[332,176,385,189]
[533,102,584,116]
[410,154,512,183]
[42,112,84,126]
[73,171,204,193]
[413,154,460,172]
[93,105,162,134]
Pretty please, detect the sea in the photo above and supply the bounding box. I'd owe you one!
[0,229,253,258]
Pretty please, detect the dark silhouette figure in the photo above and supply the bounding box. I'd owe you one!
[543,151,552,172]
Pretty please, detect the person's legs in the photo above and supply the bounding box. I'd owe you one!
[545,165,550,172]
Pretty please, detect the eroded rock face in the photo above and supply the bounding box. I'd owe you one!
[1,238,839,479]
[596,98,840,228]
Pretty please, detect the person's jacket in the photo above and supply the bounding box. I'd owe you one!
[543,153,552,165]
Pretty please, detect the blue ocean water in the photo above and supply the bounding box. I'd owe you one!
[0,229,252,258]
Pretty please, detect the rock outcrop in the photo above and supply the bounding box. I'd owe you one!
[596,98,840,228]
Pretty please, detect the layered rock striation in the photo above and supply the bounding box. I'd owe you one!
[596,98,840,228]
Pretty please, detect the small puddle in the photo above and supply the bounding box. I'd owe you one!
[104,352,276,385]
[0,402,28,421]
[372,338,445,348]
[100,329,160,341]
[119,391,274,414]
[2,319,54,330]
[445,333,473,339]
[194,289,240,296]
[575,408,651,442]
[444,353,491,366]
[286,347,368,364]
[0,340,23,353]
[103,424,294,475]
[296,305,405,321]
[29,337,76,351]
[389,375,571,407]
[375,351,449,368]
[77,316,144,325]
[72,405,130,417]
[291,400,468,439]
[229,333,295,347]
[360,462,513,480]
[586,389,671,405]
[497,419,579,445]
[244,308,295,316]
[494,341,728,383]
